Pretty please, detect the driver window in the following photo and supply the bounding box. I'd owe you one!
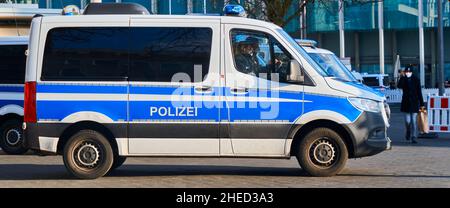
[231,29,292,83]
[231,30,270,77]
[272,42,291,83]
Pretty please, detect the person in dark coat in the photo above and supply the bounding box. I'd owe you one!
[234,37,261,75]
[397,66,424,143]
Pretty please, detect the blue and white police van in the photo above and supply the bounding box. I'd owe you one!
[0,36,28,155]
[23,3,391,179]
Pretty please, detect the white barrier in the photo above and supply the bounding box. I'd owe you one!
[427,95,450,133]
[381,88,450,103]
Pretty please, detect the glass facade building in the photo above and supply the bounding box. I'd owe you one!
[306,0,450,87]
[2,0,449,87]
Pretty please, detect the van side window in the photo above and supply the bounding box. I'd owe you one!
[42,27,129,81]
[231,29,292,83]
[129,27,212,82]
[0,45,27,84]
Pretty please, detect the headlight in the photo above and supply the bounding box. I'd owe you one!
[348,98,381,113]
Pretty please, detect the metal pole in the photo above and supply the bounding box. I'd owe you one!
[187,0,193,14]
[378,0,385,75]
[438,0,445,95]
[169,0,172,15]
[203,0,207,14]
[151,0,158,14]
[419,0,425,88]
[302,2,307,39]
[338,0,345,59]
[298,1,307,39]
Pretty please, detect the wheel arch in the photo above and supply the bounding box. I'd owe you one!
[289,119,355,158]
[0,113,23,125]
[56,121,119,155]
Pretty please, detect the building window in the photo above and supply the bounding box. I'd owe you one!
[122,0,151,11]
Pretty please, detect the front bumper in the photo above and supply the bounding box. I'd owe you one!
[346,111,391,158]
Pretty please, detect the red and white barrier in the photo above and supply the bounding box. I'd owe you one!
[428,95,450,132]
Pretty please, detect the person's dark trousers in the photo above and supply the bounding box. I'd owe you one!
[405,112,418,143]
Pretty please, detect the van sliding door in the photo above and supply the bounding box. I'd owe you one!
[127,18,221,156]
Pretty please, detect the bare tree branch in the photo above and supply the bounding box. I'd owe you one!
[242,0,382,28]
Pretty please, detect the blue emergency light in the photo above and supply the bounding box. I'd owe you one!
[223,4,247,17]
[296,39,318,47]
[62,5,80,16]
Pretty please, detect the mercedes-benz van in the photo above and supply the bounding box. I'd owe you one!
[23,3,391,179]
[0,36,28,155]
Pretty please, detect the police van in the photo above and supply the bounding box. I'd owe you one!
[0,36,28,155]
[23,3,391,179]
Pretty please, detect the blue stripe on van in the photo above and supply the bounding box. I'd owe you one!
[35,84,362,123]
[37,84,128,94]
[37,101,127,121]
[303,93,361,122]
[0,86,23,93]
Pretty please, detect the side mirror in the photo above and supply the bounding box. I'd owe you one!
[287,59,304,83]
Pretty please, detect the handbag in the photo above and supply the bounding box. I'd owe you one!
[418,107,429,134]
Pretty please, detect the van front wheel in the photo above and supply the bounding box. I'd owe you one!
[296,128,348,177]
[63,130,114,179]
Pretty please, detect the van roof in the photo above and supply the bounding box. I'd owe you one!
[0,36,28,45]
[39,14,281,30]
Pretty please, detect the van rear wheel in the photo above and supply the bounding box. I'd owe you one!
[63,130,114,179]
[0,119,28,155]
[296,128,348,177]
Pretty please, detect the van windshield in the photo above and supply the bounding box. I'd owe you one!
[308,53,357,82]
[276,29,357,82]
[276,29,327,77]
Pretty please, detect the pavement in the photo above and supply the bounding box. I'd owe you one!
[0,104,449,188]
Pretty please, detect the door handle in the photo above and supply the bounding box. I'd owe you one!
[231,87,249,94]
[195,86,213,93]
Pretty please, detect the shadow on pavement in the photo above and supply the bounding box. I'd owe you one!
[0,164,307,180]
[340,173,450,179]
[1,164,448,180]
[106,165,307,177]
[0,164,71,180]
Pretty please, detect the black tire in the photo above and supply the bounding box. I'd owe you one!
[0,119,28,155]
[63,130,114,179]
[110,156,127,172]
[296,128,348,177]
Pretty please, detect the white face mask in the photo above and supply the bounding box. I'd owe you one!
[406,72,412,78]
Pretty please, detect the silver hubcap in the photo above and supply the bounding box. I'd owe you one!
[75,142,100,168]
[6,129,21,146]
[310,138,337,166]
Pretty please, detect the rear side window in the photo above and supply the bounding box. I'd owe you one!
[42,27,129,81]
[129,27,212,82]
[0,44,27,84]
